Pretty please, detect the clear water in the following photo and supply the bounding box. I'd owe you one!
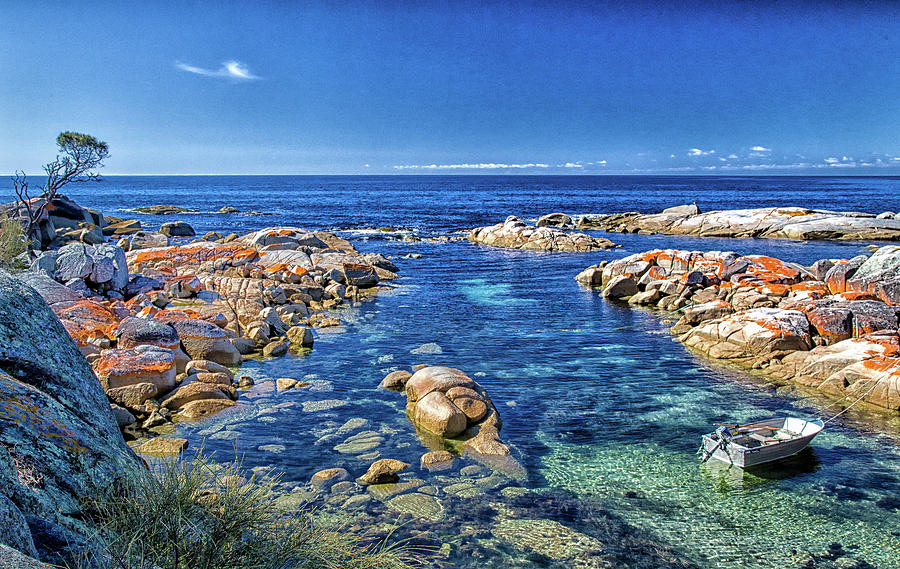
[6,176,900,568]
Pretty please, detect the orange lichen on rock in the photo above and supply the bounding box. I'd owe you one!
[259,263,308,276]
[130,244,259,267]
[154,309,201,323]
[775,208,814,217]
[96,348,176,377]
[646,265,667,280]
[861,355,900,373]
[835,291,880,302]
[760,283,791,296]
[54,300,121,345]
[791,281,830,295]
[744,255,802,284]
[0,376,87,456]
[864,336,900,358]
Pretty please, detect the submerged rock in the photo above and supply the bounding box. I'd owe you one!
[492,518,604,560]
[385,493,445,521]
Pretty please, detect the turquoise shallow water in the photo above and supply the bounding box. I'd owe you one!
[10,176,900,567]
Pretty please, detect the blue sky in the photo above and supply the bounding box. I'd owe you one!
[1,1,898,175]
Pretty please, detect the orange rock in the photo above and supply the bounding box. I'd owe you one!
[96,346,177,393]
[744,255,802,284]
[834,291,880,302]
[129,244,259,269]
[54,300,121,346]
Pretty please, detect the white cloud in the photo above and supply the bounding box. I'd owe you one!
[751,146,771,152]
[688,148,715,156]
[176,60,260,80]
[727,154,738,159]
[560,162,583,168]
[824,157,840,163]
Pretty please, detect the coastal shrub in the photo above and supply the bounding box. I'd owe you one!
[70,453,427,569]
[0,215,29,272]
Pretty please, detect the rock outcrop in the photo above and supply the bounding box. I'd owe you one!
[0,195,106,249]
[583,206,900,241]
[469,216,617,252]
[0,270,142,563]
[394,366,525,478]
[581,247,900,411]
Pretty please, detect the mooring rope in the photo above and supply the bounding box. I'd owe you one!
[822,364,899,424]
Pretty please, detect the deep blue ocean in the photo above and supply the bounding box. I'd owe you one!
[5,176,900,568]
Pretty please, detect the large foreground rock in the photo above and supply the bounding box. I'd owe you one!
[469,216,617,252]
[0,270,141,562]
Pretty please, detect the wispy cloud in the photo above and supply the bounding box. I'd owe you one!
[687,148,715,156]
[176,60,260,80]
[751,145,771,152]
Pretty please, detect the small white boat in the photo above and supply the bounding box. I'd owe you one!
[699,417,824,468]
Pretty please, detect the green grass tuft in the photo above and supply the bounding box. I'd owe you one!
[69,453,432,569]
[0,216,29,273]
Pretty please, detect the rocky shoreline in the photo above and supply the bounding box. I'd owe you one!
[579,246,900,412]
[576,205,900,241]
[4,196,401,452]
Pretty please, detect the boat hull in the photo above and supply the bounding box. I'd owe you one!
[700,418,824,468]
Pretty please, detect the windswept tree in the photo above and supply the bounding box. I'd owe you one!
[12,131,109,243]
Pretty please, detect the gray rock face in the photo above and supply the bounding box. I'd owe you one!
[29,243,129,293]
[0,270,141,562]
[245,227,328,250]
[536,213,574,228]
[15,274,82,306]
[129,231,169,250]
[602,275,639,299]
[848,246,900,292]
[115,317,180,350]
[662,204,700,216]
[159,221,196,237]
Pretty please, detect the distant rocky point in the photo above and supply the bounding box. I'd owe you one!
[133,205,198,215]
[577,205,900,241]
[469,216,617,252]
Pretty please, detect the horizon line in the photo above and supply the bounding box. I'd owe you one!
[52,172,900,178]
